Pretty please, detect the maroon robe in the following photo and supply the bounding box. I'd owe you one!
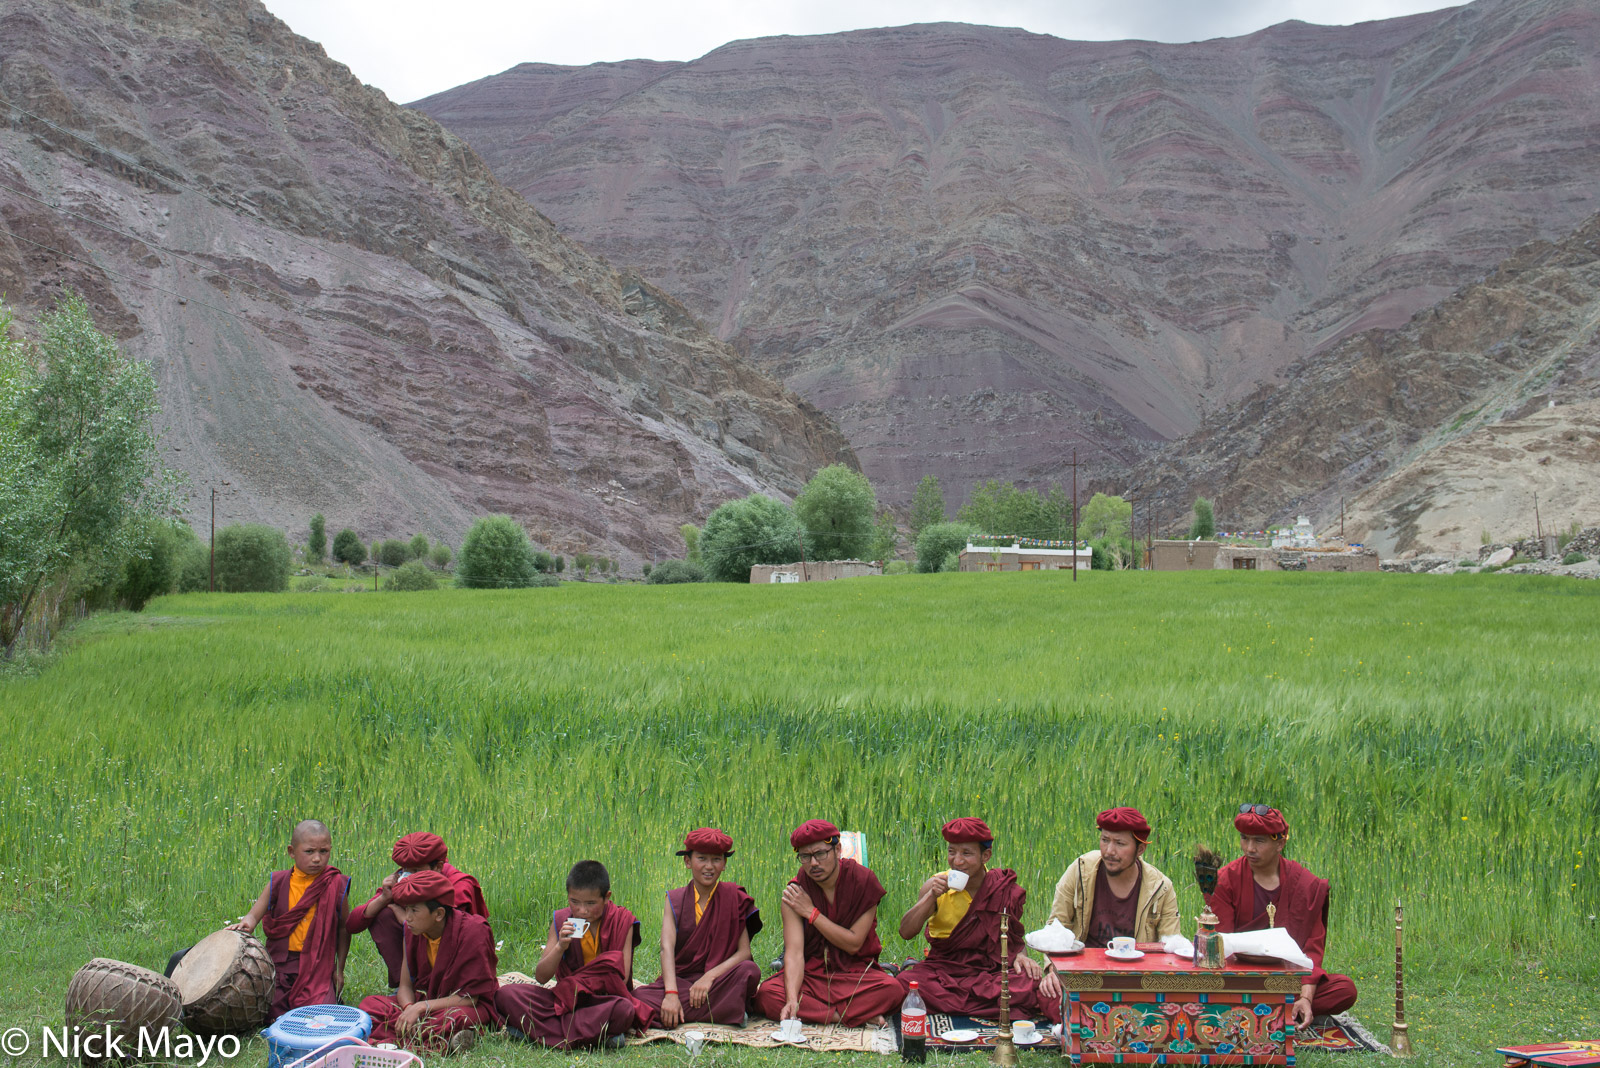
[496,903,641,1049]
[755,859,904,1026]
[358,909,500,1051]
[347,864,490,988]
[1208,857,1358,1015]
[896,868,1040,1020]
[262,868,349,1021]
[635,881,763,1029]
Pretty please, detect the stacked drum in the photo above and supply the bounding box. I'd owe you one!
[64,959,182,1065]
[170,930,276,1035]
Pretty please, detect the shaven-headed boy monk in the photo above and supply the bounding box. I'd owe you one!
[357,870,500,1054]
[347,832,490,990]
[495,860,640,1049]
[230,819,351,1021]
[633,828,763,1029]
[755,819,904,1027]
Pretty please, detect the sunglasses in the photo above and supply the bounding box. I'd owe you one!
[1238,803,1273,815]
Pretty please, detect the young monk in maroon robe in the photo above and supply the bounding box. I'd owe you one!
[346,832,490,989]
[495,860,640,1048]
[754,820,903,1028]
[1207,805,1358,1026]
[895,818,1044,1020]
[229,819,350,1021]
[634,828,763,1030]
[357,870,499,1054]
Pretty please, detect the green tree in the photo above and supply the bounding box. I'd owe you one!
[176,537,209,593]
[909,475,946,539]
[532,549,554,573]
[213,524,292,592]
[554,555,565,573]
[379,539,408,567]
[681,523,702,564]
[117,519,195,610]
[1189,497,1216,540]
[869,509,899,563]
[308,514,327,563]
[384,560,438,591]
[332,528,366,566]
[794,463,877,561]
[457,515,538,589]
[915,521,978,573]
[370,541,380,568]
[573,552,593,578]
[1,294,178,652]
[641,563,653,578]
[408,533,429,561]
[647,559,705,584]
[701,494,803,582]
[429,543,452,569]
[1082,493,1132,542]
[958,481,1065,539]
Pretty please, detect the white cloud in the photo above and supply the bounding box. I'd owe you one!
[260,0,1463,103]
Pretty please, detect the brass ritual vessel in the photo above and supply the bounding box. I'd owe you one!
[1193,905,1225,969]
[991,909,1019,1066]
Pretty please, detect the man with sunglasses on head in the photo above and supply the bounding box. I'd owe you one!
[1208,805,1358,1027]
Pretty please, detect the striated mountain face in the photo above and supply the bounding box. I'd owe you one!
[1126,211,1600,555]
[0,0,854,564]
[415,0,1600,508]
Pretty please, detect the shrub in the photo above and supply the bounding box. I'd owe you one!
[1188,497,1215,540]
[117,520,195,610]
[212,524,291,592]
[701,494,804,582]
[409,533,429,560]
[457,515,538,589]
[647,559,705,584]
[915,522,977,573]
[883,560,912,575]
[430,543,452,569]
[1562,552,1587,565]
[642,563,653,578]
[177,539,210,593]
[308,514,326,563]
[379,539,409,567]
[385,560,438,591]
[1090,540,1113,570]
[554,555,565,573]
[332,528,366,566]
[940,550,961,573]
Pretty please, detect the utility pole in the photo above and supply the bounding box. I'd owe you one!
[1068,449,1081,582]
[209,488,216,593]
[1340,496,1345,541]
[1534,491,1543,542]
[797,530,809,582]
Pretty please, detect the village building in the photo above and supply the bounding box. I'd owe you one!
[956,543,1092,572]
[1150,539,1379,572]
[750,559,882,583]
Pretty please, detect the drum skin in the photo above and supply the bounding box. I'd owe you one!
[172,930,275,1034]
[64,958,181,1064]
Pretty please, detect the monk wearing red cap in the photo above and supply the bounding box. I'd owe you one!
[1208,805,1358,1026]
[634,828,763,1029]
[357,870,500,1053]
[496,860,640,1048]
[754,820,904,1027]
[894,818,1044,1020]
[228,819,351,1021]
[347,832,490,989]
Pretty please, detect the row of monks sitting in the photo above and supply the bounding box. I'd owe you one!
[229,806,1356,1052]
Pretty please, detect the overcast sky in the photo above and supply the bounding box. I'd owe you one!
[260,0,1465,104]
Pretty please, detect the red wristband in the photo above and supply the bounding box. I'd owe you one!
[664,989,678,995]
[807,907,820,924]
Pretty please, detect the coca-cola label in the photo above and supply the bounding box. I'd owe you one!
[902,1011,927,1039]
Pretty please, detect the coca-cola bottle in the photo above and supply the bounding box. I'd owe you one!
[900,980,927,1063]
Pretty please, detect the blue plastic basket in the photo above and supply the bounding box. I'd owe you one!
[265,1006,372,1068]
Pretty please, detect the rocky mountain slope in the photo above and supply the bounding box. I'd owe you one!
[1126,211,1600,555]
[415,0,1600,508]
[0,0,854,564]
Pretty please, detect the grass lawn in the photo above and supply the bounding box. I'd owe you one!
[2,571,1596,1065]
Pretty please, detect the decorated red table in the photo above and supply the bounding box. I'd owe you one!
[1046,944,1312,1065]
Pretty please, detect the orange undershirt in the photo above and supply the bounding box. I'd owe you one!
[426,935,441,969]
[695,884,715,924]
[286,868,317,952]
[580,927,600,964]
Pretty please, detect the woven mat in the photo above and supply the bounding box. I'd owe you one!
[1298,1014,1393,1054]
[891,1014,1052,1055]
[631,1018,896,1054]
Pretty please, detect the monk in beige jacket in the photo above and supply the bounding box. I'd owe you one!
[1048,807,1181,946]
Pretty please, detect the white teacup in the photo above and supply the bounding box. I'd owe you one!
[779,1018,804,1042]
[1012,1020,1038,1043]
[946,869,969,892]
[684,1030,706,1055]
[568,917,590,938]
[1109,936,1136,955]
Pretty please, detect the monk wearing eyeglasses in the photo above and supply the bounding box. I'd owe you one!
[1206,805,1358,1027]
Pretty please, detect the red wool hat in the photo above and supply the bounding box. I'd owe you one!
[941,817,994,845]
[391,869,456,907]
[391,832,448,868]
[1235,807,1290,838]
[790,819,841,850]
[1097,807,1152,843]
[677,827,735,857]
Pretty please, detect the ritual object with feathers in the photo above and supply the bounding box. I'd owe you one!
[1193,844,1223,897]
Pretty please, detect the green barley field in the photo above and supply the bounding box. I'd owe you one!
[1,570,1597,1066]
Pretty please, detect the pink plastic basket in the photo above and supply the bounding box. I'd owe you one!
[286,1038,423,1068]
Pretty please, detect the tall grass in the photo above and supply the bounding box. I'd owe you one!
[1,571,1595,1004]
